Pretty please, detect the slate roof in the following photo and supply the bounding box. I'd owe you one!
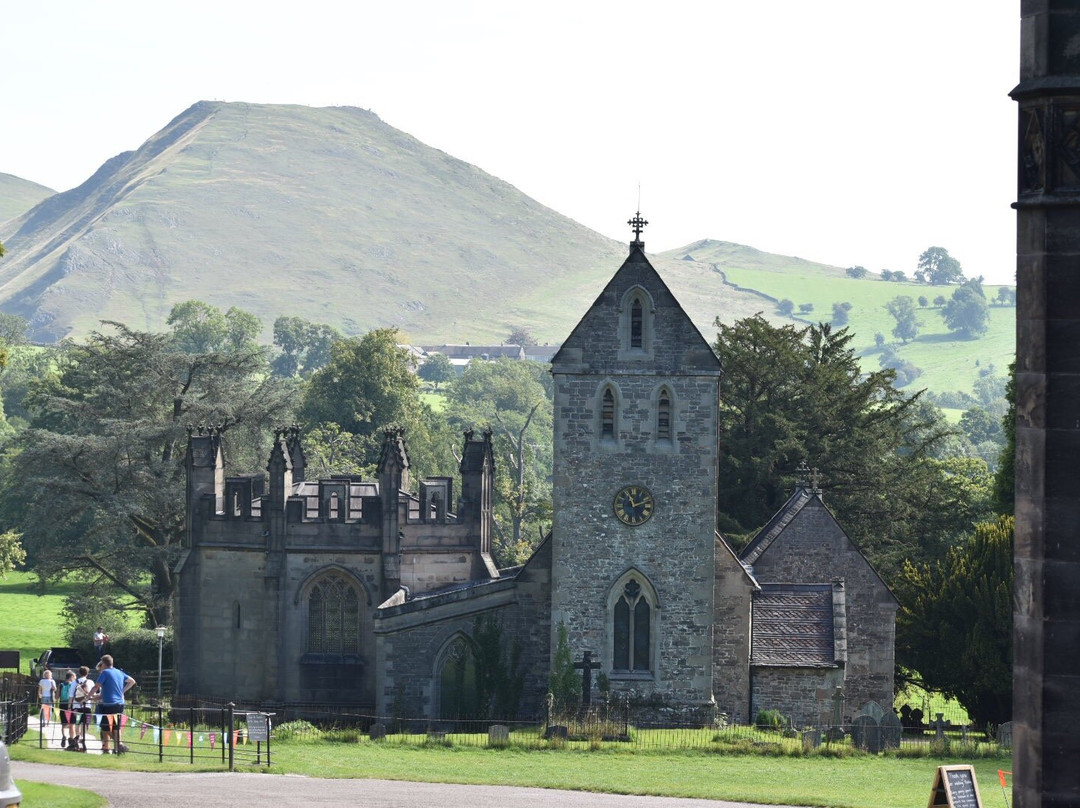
[751,583,837,667]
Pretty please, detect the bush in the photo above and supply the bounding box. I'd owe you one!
[107,627,173,674]
[755,709,788,732]
[274,720,321,741]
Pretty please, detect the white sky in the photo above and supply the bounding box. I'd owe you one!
[1,1,1019,283]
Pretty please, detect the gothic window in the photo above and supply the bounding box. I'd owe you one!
[601,387,616,440]
[232,491,242,517]
[328,492,340,520]
[630,298,643,348]
[438,635,478,719]
[306,573,360,656]
[657,388,672,441]
[613,579,651,672]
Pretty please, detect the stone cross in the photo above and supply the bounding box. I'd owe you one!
[831,685,844,727]
[574,650,602,706]
[930,712,950,741]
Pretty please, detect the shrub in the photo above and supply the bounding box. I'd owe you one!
[755,708,788,732]
[274,720,321,741]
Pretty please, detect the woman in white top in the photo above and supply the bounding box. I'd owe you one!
[37,669,56,726]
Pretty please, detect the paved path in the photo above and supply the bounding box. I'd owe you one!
[13,761,802,808]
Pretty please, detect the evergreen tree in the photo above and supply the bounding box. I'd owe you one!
[897,516,1014,729]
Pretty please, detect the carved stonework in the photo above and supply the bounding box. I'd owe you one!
[1020,108,1045,194]
[1056,107,1080,190]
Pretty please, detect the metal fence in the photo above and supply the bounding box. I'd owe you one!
[26,702,273,769]
[0,699,28,745]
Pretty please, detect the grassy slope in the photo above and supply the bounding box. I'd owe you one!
[0,172,55,225]
[0,571,78,674]
[666,240,1015,397]
[0,102,768,347]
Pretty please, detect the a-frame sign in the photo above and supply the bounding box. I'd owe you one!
[928,765,983,808]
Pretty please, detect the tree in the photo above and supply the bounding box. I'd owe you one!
[299,328,456,478]
[845,266,868,279]
[0,313,28,346]
[933,295,947,308]
[918,296,929,308]
[777,299,794,316]
[993,362,1016,516]
[897,516,1014,730]
[713,316,975,576]
[548,622,580,713]
[443,358,553,565]
[880,270,894,281]
[890,270,908,282]
[271,316,341,378]
[916,246,965,285]
[874,332,886,350]
[506,327,537,347]
[419,353,455,389]
[831,302,851,326]
[941,280,990,338]
[885,296,920,343]
[166,300,227,353]
[0,529,25,578]
[996,287,1017,306]
[223,307,263,352]
[5,323,295,624]
[960,406,1002,446]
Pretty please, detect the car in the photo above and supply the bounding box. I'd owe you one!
[0,740,20,807]
[29,648,85,681]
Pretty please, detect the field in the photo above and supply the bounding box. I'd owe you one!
[0,571,78,675]
[716,265,1014,397]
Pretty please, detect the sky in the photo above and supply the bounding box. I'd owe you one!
[1,1,1020,284]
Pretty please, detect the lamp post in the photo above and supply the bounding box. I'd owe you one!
[155,625,166,700]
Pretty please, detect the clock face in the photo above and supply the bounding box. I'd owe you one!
[613,485,655,526]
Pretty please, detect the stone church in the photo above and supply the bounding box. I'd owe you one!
[175,222,897,726]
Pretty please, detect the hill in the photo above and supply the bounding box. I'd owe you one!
[665,239,1016,396]
[0,101,768,345]
[0,172,55,225]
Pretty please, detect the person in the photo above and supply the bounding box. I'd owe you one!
[71,665,94,752]
[37,669,56,727]
[90,655,135,754]
[93,627,109,661]
[58,671,78,749]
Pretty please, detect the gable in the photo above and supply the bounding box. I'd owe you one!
[746,495,898,606]
[551,245,720,377]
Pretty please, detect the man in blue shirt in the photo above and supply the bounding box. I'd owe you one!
[90,654,136,754]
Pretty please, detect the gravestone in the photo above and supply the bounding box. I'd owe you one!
[858,700,886,722]
[996,721,1012,749]
[802,729,821,750]
[369,722,386,741]
[930,712,951,742]
[488,724,509,747]
[573,651,601,706]
[880,711,902,750]
[852,714,882,753]
[544,725,568,740]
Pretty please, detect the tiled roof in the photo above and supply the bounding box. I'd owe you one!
[751,583,837,667]
[739,487,813,566]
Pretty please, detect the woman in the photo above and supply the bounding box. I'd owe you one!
[37,669,56,727]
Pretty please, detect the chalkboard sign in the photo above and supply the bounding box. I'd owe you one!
[247,713,270,742]
[928,765,983,808]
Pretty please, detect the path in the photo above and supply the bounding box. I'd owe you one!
[13,760,803,808]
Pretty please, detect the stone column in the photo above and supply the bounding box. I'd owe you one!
[1011,3,1080,805]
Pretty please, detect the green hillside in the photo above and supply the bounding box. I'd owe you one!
[0,102,767,345]
[0,172,54,224]
[665,240,1015,397]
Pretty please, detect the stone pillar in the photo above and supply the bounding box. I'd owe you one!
[1011,3,1080,805]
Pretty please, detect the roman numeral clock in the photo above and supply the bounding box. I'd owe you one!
[613,484,654,526]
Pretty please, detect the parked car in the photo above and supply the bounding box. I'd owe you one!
[29,648,85,681]
[0,740,20,807]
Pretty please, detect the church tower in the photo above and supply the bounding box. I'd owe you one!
[549,214,722,711]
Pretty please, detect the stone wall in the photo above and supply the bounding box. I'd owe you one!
[713,538,755,723]
[751,666,844,729]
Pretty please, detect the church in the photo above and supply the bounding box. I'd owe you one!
[175,219,897,727]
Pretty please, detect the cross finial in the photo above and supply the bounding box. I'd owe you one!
[810,467,823,493]
[795,461,811,487]
[628,211,648,246]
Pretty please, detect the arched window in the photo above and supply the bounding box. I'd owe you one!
[328,492,340,520]
[657,388,672,441]
[438,635,478,719]
[630,298,643,348]
[307,573,361,655]
[601,387,616,440]
[613,579,651,672]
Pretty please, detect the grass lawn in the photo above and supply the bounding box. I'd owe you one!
[16,780,106,808]
[0,571,79,674]
[10,739,1011,808]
